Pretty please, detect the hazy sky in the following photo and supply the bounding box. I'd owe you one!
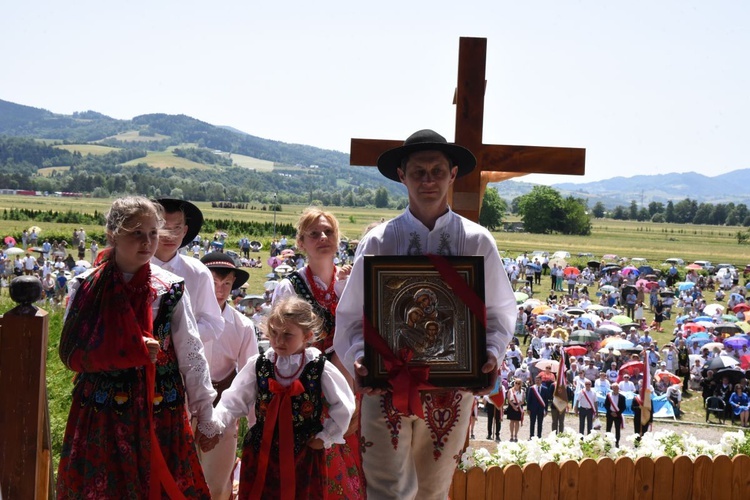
[2,1,748,185]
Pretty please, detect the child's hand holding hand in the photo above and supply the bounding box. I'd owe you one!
[307,436,324,450]
[195,429,221,452]
[144,337,160,363]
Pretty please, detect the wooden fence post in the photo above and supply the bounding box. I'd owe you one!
[0,276,52,499]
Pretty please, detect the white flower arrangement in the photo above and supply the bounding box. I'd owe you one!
[459,428,750,471]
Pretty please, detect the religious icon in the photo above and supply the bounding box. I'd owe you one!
[362,255,487,388]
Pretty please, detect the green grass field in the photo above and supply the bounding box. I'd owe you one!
[228,153,275,172]
[1,195,749,467]
[120,146,212,170]
[102,130,170,142]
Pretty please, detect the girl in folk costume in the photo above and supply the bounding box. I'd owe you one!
[56,196,223,499]
[202,296,355,499]
[506,378,526,442]
[272,207,365,498]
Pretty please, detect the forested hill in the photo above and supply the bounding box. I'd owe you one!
[0,99,406,204]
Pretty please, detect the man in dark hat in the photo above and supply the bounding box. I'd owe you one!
[195,252,258,499]
[152,199,224,344]
[334,129,516,498]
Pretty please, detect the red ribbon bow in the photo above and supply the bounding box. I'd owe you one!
[364,317,435,418]
[251,378,305,500]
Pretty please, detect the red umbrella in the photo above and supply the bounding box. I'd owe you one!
[655,372,681,386]
[741,354,750,370]
[686,263,703,270]
[683,323,706,334]
[635,279,659,291]
[4,236,15,245]
[564,345,587,357]
[563,266,580,276]
[618,360,645,381]
[733,303,750,314]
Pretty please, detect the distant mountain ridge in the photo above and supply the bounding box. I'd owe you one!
[2,98,746,207]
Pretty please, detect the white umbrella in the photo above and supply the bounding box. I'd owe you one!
[75,260,92,269]
[703,304,724,316]
[274,264,293,275]
[6,247,25,256]
[264,280,278,291]
[541,337,564,345]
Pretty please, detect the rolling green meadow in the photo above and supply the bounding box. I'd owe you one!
[1,194,749,464]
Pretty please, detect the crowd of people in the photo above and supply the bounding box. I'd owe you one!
[4,127,749,498]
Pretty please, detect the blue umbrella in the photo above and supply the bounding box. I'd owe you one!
[724,336,749,349]
[694,316,713,323]
[746,283,750,291]
[574,317,595,329]
[678,282,695,291]
[525,263,542,271]
[675,315,690,325]
[687,333,711,346]
[536,315,554,323]
[731,293,746,302]
[638,265,654,276]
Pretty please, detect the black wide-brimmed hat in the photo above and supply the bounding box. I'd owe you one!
[376,129,477,182]
[156,198,204,248]
[200,252,250,290]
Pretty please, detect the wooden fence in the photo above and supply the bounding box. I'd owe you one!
[449,454,750,500]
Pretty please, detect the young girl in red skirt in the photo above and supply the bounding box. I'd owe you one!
[200,296,355,499]
[56,196,223,499]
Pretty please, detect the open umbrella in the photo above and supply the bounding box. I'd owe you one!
[525,263,542,272]
[563,266,580,276]
[263,280,279,291]
[587,260,600,269]
[564,345,587,356]
[730,293,746,303]
[706,355,739,371]
[532,304,551,314]
[655,372,682,386]
[4,236,16,245]
[565,307,586,316]
[638,266,654,276]
[6,247,25,256]
[544,308,567,317]
[737,322,750,334]
[549,258,567,268]
[514,291,529,303]
[713,367,745,385]
[274,264,293,275]
[596,307,622,317]
[530,359,559,372]
[596,324,623,336]
[618,361,645,380]
[722,314,739,323]
[267,256,281,268]
[622,266,639,277]
[28,246,45,254]
[536,315,555,323]
[677,282,695,291]
[635,279,658,291]
[724,336,749,349]
[733,303,750,314]
[611,315,633,325]
[599,285,617,294]
[601,264,621,274]
[715,323,742,335]
[703,342,725,353]
[660,290,675,297]
[75,260,91,269]
[685,263,703,270]
[569,329,599,343]
[703,304,724,316]
[239,295,266,309]
[541,337,564,345]
[28,225,42,234]
[586,304,604,311]
[603,339,636,350]
[573,317,595,329]
[581,313,602,325]
[686,332,711,344]
[280,248,296,259]
[598,347,621,356]
[682,323,706,334]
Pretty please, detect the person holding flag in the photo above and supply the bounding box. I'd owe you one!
[551,352,569,434]
[633,352,653,439]
[604,383,627,447]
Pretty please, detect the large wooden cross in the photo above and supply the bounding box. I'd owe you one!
[350,37,586,222]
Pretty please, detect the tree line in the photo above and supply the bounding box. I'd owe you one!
[592,199,750,227]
